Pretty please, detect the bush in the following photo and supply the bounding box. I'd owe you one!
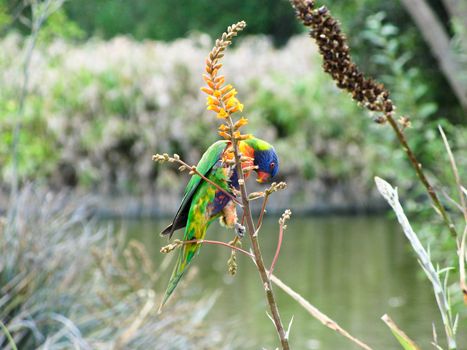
[0,186,234,349]
[0,32,464,206]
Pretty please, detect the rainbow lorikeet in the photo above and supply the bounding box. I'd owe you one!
[159,137,279,308]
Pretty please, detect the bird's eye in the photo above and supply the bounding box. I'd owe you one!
[270,162,275,169]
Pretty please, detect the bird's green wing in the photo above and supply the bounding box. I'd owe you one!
[160,140,228,237]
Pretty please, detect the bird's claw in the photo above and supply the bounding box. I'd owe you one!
[235,223,246,238]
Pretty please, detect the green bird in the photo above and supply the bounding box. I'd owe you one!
[159,137,279,308]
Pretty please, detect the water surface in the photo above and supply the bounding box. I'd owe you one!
[125,216,461,349]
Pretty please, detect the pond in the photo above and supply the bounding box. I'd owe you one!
[124,215,461,349]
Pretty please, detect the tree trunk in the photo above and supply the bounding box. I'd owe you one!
[400,0,467,111]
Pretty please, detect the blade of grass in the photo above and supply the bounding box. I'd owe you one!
[0,320,18,350]
[375,177,457,349]
[381,314,421,350]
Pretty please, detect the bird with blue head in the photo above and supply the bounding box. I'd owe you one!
[159,136,279,308]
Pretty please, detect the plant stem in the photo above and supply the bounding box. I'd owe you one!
[229,121,290,350]
[256,193,270,229]
[269,218,285,278]
[175,158,242,206]
[181,239,254,258]
[271,274,374,350]
[9,0,57,229]
[385,114,457,238]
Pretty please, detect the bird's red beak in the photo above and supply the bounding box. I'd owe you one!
[256,171,270,183]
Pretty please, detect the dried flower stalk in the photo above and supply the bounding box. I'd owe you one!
[289,0,458,239]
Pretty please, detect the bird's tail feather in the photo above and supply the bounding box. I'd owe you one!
[159,242,199,311]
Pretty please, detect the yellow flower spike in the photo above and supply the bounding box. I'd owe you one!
[202,22,247,117]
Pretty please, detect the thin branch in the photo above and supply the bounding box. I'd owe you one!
[257,182,287,230]
[160,238,254,258]
[270,274,374,350]
[8,0,60,232]
[256,193,270,229]
[440,188,464,213]
[385,116,457,239]
[438,125,467,225]
[269,223,284,279]
[460,227,467,304]
[179,159,242,207]
[438,125,467,303]
[153,154,242,207]
[269,210,291,278]
[184,239,254,258]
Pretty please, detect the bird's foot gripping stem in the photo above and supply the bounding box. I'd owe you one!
[234,222,245,238]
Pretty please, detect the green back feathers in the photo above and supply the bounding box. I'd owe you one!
[160,140,227,237]
[243,137,272,151]
[183,140,227,196]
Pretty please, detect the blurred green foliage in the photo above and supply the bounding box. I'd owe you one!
[1,0,463,120]
[63,0,300,45]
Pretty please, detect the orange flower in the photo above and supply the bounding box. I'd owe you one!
[206,96,220,106]
[222,149,235,163]
[226,97,244,113]
[207,105,221,113]
[201,87,213,95]
[220,84,233,95]
[236,133,252,140]
[234,117,248,129]
[218,131,231,139]
[215,76,225,85]
[222,89,238,101]
[216,108,229,119]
